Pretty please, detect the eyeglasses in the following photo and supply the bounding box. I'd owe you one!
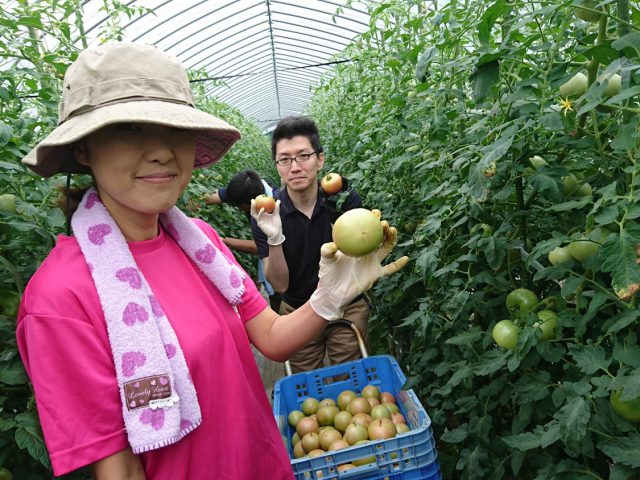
[275,151,317,167]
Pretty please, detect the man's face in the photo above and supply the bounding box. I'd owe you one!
[274,135,324,193]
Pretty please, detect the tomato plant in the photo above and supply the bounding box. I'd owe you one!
[310,0,640,477]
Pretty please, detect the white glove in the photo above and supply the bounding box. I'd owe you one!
[309,216,409,321]
[250,199,285,246]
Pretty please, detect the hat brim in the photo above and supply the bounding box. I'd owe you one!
[22,100,241,177]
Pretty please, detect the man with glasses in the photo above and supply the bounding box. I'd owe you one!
[251,115,369,373]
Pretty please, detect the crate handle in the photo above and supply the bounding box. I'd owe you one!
[284,320,368,376]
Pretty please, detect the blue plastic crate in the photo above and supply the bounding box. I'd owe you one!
[272,355,440,480]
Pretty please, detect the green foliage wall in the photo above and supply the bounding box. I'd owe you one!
[310,0,640,478]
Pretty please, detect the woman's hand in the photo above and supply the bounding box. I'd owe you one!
[309,211,409,320]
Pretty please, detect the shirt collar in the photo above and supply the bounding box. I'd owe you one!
[279,183,327,217]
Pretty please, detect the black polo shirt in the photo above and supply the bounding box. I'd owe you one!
[251,183,362,308]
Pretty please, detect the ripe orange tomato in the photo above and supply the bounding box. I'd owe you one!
[321,173,343,195]
[254,194,276,213]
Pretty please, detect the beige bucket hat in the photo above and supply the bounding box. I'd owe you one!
[22,43,241,177]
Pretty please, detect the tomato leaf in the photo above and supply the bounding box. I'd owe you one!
[473,350,506,376]
[600,228,640,299]
[613,336,640,368]
[441,423,469,443]
[14,411,50,469]
[606,308,640,334]
[610,117,640,151]
[478,0,506,46]
[575,293,608,337]
[470,59,500,102]
[527,174,561,202]
[0,359,27,385]
[415,46,437,82]
[609,463,639,480]
[445,326,483,345]
[618,368,640,400]
[513,371,552,402]
[502,421,561,451]
[549,198,592,211]
[554,396,590,445]
[612,31,640,58]
[597,435,640,467]
[568,344,611,375]
[478,235,507,269]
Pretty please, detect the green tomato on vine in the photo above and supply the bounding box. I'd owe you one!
[492,320,520,349]
[610,390,640,423]
[506,288,539,319]
[534,310,558,340]
[548,246,572,265]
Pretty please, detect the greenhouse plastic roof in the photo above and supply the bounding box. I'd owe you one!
[81,0,372,132]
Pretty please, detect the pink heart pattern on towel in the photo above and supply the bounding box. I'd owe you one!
[230,270,242,288]
[122,351,147,377]
[149,295,164,318]
[195,244,216,264]
[140,408,165,430]
[123,302,149,326]
[88,224,112,245]
[85,192,100,209]
[116,267,142,289]
[164,343,177,359]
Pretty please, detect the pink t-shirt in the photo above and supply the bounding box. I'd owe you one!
[16,220,294,479]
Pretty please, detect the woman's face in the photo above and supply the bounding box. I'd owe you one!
[75,123,196,223]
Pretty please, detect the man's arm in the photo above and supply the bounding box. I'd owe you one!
[222,237,258,255]
[203,191,222,205]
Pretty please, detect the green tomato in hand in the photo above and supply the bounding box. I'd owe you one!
[492,320,520,349]
[506,288,538,319]
[0,467,13,480]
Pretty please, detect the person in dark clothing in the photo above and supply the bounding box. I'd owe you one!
[251,116,370,373]
[204,169,281,311]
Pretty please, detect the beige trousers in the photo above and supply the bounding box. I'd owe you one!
[280,298,370,373]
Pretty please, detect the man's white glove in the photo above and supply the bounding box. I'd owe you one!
[310,214,409,321]
[250,199,285,246]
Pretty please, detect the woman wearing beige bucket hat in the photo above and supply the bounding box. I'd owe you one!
[15,42,408,479]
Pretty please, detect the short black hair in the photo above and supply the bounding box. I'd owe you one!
[226,169,265,207]
[271,116,323,160]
